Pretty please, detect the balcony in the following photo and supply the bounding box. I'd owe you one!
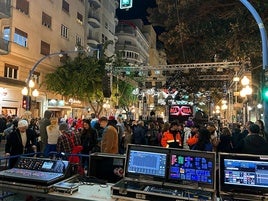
[0,0,11,18]
[0,38,9,54]
[88,0,101,9]
[87,34,100,46]
[88,16,101,28]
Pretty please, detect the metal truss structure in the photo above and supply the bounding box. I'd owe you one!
[112,61,245,92]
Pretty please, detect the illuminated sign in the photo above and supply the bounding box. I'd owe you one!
[169,105,192,116]
[169,105,193,122]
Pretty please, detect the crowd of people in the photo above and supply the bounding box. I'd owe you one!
[0,112,267,170]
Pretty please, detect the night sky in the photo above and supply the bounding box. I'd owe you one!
[116,0,157,25]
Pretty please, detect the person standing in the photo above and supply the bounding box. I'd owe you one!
[80,119,98,168]
[132,120,146,145]
[0,115,7,142]
[161,121,182,148]
[44,117,61,157]
[217,127,233,153]
[191,128,213,152]
[5,119,37,168]
[99,116,118,154]
[237,124,268,155]
[39,110,52,154]
[56,123,81,155]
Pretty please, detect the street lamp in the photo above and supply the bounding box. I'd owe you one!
[21,79,39,111]
[240,75,252,124]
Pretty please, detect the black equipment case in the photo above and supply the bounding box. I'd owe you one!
[111,144,216,201]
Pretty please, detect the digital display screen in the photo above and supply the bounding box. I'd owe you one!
[42,161,54,169]
[223,159,268,188]
[220,153,268,195]
[126,145,168,180]
[168,150,215,187]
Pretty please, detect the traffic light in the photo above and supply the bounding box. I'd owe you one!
[262,87,268,101]
[120,0,133,9]
[22,95,31,110]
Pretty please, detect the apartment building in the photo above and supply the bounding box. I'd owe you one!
[0,0,87,118]
[87,0,118,57]
[0,0,121,119]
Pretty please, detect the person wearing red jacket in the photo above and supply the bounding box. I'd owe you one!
[161,121,182,148]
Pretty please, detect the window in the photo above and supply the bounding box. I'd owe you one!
[40,40,50,55]
[62,0,69,13]
[32,72,40,84]
[61,24,68,39]
[16,0,29,15]
[77,12,83,24]
[125,41,132,45]
[102,34,108,43]
[14,28,27,47]
[76,35,82,46]
[42,12,52,28]
[3,27,10,41]
[4,64,18,79]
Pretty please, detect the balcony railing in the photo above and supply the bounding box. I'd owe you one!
[0,38,9,54]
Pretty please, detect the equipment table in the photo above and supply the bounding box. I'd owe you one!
[0,183,133,201]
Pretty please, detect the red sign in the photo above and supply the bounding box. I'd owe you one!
[169,105,193,116]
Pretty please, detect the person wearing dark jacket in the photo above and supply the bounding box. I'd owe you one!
[80,119,98,169]
[238,124,268,155]
[5,119,37,168]
[132,120,146,145]
[218,127,233,153]
[39,110,52,153]
[192,128,212,151]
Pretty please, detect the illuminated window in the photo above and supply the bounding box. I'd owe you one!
[14,28,27,47]
[77,12,83,24]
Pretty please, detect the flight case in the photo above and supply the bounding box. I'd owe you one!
[111,144,216,201]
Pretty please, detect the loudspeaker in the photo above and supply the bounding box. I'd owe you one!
[102,72,111,98]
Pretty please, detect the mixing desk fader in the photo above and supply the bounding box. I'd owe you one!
[0,156,69,185]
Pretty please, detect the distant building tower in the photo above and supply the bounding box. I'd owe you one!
[86,0,118,57]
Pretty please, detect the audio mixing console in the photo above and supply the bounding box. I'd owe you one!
[0,156,69,185]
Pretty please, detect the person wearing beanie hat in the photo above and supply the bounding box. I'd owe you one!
[5,119,37,168]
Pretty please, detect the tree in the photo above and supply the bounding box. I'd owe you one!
[44,52,106,116]
[147,0,268,65]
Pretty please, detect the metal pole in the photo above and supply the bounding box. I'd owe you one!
[240,0,268,134]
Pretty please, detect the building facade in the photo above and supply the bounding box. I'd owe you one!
[0,0,87,118]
